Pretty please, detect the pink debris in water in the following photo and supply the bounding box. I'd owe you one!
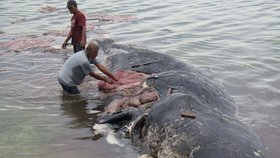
[0,36,54,52]
[38,6,60,13]
[98,70,148,90]
[43,23,96,37]
[87,13,137,23]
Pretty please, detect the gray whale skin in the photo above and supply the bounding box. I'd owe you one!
[96,39,267,158]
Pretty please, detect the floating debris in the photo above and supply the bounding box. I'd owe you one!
[42,23,96,37]
[0,36,54,52]
[38,6,60,13]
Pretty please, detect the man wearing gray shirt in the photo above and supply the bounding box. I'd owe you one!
[58,43,118,94]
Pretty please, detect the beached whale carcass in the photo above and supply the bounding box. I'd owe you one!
[94,39,267,158]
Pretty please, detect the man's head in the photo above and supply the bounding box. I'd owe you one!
[67,0,77,13]
[67,0,77,8]
[86,43,99,59]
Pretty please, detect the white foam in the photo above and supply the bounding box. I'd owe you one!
[5,105,45,110]
[93,124,124,146]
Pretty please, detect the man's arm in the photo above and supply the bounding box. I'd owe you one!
[89,72,112,83]
[95,63,118,81]
[62,29,73,49]
[80,25,86,47]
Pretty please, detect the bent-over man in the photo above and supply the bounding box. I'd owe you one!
[58,42,118,94]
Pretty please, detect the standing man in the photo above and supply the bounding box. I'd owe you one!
[58,42,118,95]
[62,0,87,53]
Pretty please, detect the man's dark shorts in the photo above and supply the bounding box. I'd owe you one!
[73,44,85,53]
[59,81,80,95]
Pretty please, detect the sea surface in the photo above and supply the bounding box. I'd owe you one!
[0,0,279,158]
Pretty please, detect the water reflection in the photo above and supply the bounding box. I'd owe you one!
[60,93,93,129]
[59,92,107,141]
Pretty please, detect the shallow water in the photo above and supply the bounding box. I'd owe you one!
[0,0,279,158]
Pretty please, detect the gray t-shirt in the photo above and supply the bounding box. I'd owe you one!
[58,50,99,86]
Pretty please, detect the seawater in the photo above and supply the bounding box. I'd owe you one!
[0,0,279,158]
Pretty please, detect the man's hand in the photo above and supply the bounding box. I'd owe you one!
[105,78,113,84]
[112,76,119,82]
[62,42,67,49]
[80,39,86,48]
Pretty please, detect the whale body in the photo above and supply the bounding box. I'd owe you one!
[94,39,266,158]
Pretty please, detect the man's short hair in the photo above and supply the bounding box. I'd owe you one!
[86,43,99,55]
[67,0,77,8]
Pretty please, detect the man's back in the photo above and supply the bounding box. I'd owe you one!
[58,51,93,86]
